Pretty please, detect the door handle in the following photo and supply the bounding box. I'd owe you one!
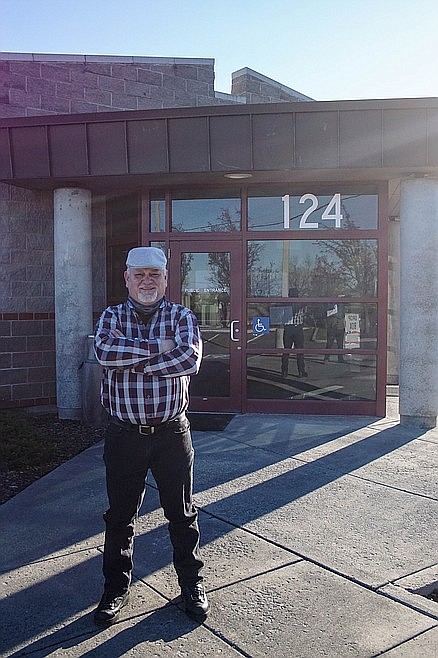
[230,320,240,342]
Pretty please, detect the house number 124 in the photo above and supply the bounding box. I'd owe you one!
[282,193,343,229]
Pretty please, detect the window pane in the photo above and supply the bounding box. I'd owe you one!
[248,193,378,231]
[180,251,231,398]
[246,302,377,349]
[172,198,241,232]
[247,355,376,400]
[150,199,165,232]
[150,241,166,254]
[247,239,378,298]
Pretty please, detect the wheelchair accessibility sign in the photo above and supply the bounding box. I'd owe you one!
[252,317,270,335]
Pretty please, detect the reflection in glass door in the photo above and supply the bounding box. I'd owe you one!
[169,242,242,412]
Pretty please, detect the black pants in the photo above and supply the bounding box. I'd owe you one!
[282,324,306,376]
[102,413,204,594]
[325,328,345,362]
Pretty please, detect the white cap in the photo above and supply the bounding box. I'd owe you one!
[126,247,167,270]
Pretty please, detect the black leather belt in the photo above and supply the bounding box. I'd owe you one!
[109,413,183,436]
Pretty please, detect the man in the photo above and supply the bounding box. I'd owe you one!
[93,246,208,625]
[281,287,308,378]
[324,302,345,363]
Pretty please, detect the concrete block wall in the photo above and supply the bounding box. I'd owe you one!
[0,54,217,118]
[0,184,54,314]
[231,67,313,104]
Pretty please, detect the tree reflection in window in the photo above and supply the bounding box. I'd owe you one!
[207,208,240,233]
[247,239,378,298]
[172,200,241,232]
[314,238,377,297]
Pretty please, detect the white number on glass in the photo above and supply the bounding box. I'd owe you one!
[299,194,319,229]
[282,194,290,229]
[282,193,343,229]
[321,193,342,228]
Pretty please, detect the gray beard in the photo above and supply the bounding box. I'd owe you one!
[137,290,158,304]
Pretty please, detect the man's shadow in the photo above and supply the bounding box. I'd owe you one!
[8,589,203,657]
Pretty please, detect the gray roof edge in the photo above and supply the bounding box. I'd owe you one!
[2,96,438,130]
[232,67,314,101]
[214,91,247,104]
[0,52,215,66]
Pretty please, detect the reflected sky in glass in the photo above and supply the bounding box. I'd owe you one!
[172,198,241,232]
[248,194,378,231]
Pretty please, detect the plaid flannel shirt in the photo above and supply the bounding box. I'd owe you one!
[283,306,306,326]
[94,298,202,425]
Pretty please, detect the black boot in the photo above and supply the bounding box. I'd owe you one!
[181,583,210,620]
[94,590,130,625]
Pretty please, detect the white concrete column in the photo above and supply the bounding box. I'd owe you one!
[399,177,438,427]
[54,188,93,420]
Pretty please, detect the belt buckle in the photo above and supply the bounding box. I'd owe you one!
[138,425,154,436]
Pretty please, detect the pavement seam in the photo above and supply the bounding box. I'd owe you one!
[0,545,104,575]
[129,577,252,657]
[143,479,436,608]
[7,628,104,657]
[385,561,438,587]
[198,509,438,622]
[197,624,253,658]
[204,560,303,594]
[207,435,437,501]
[290,459,438,501]
[371,624,438,656]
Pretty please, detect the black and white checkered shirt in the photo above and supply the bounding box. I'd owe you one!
[94,298,202,425]
[283,306,306,326]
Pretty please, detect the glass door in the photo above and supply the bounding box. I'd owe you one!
[169,241,243,412]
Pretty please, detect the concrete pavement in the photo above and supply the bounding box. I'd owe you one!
[0,398,437,657]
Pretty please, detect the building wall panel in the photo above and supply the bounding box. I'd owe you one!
[252,113,294,170]
[382,109,428,167]
[10,126,49,178]
[168,117,209,172]
[0,128,11,177]
[295,111,338,168]
[339,110,382,168]
[88,122,127,175]
[127,119,168,173]
[210,114,252,171]
[49,124,88,177]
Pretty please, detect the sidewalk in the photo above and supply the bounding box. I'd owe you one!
[0,400,437,657]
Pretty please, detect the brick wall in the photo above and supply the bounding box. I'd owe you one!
[0,312,56,407]
[0,54,217,118]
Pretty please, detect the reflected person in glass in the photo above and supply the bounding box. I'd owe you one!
[324,301,345,363]
[281,287,308,378]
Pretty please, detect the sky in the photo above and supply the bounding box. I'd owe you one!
[1,0,437,101]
